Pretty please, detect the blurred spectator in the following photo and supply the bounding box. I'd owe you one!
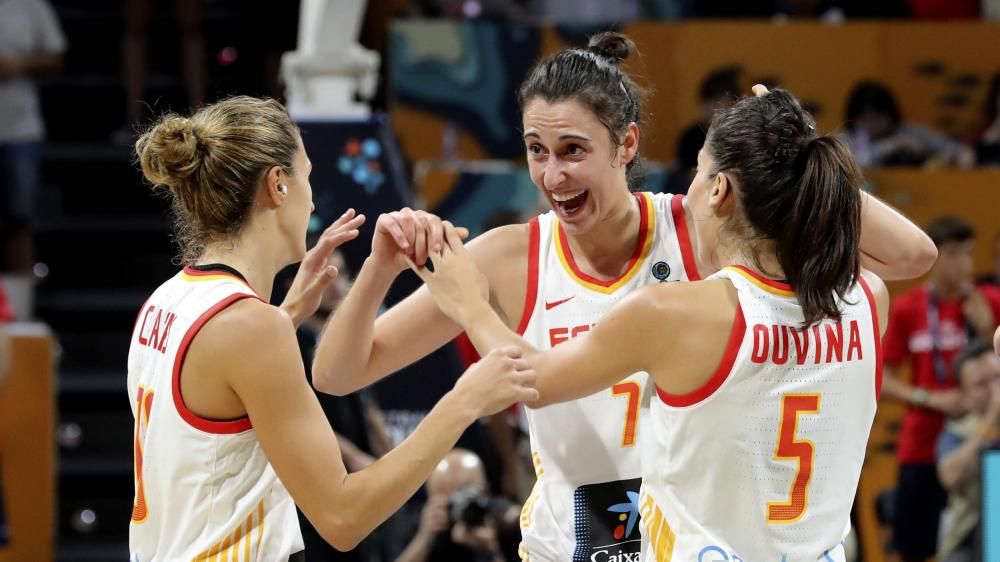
[290,250,395,561]
[412,0,532,20]
[935,340,1000,562]
[675,66,741,177]
[680,0,780,18]
[841,80,973,168]
[116,0,205,142]
[881,216,1000,562]
[538,0,640,22]
[986,0,1000,20]
[904,0,979,19]
[394,449,520,562]
[971,72,1000,166]
[0,0,66,274]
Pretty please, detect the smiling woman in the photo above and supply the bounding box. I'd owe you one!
[312,31,705,562]
[519,32,648,234]
[413,87,892,562]
[310,30,939,562]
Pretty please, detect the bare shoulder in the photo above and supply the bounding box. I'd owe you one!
[466,223,532,324]
[466,223,530,266]
[594,280,737,351]
[620,279,736,320]
[180,296,303,419]
[201,298,292,346]
[628,280,740,395]
[190,298,299,371]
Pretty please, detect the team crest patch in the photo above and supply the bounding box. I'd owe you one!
[651,261,671,281]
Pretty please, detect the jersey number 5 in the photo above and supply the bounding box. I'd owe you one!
[767,393,820,523]
[131,386,154,523]
[612,381,641,447]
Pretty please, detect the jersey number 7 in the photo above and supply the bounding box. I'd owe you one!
[612,381,641,447]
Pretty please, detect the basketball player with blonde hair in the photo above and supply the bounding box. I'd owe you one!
[127,96,537,561]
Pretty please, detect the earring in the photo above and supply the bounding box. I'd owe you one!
[278,185,288,195]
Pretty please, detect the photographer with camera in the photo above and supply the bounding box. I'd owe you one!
[395,449,519,562]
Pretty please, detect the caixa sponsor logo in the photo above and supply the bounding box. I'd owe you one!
[590,548,642,562]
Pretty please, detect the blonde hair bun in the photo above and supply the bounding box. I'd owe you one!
[136,115,206,190]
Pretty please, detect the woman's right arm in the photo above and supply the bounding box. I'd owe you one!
[210,300,536,551]
[312,215,528,396]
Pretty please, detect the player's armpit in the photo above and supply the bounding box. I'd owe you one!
[201,300,359,549]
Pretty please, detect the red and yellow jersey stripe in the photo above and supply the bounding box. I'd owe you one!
[553,192,656,294]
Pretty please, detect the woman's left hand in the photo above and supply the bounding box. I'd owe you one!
[281,209,365,326]
[407,222,490,326]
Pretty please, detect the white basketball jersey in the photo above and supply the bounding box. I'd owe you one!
[517,192,700,562]
[127,266,303,562]
[639,266,882,562]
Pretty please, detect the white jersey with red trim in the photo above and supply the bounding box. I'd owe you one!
[127,266,303,562]
[517,192,700,562]
[639,266,882,562]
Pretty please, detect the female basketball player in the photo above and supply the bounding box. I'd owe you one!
[313,35,933,562]
[127,96,537,561]
[412,85,891,560]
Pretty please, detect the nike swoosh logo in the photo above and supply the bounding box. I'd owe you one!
[545,296,575,310]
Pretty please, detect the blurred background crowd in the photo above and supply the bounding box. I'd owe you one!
[0,0,999,560]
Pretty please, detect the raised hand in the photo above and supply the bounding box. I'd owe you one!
[372,208,469,274]
[406,222,489,326]
[281,209,365,326]
[452,346,538,418]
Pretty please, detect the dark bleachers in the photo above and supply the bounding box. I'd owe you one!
[37,2,283,558]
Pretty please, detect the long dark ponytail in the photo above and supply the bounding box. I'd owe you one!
[706,89,863,325]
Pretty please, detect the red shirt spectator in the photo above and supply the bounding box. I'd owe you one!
[882,217,1000,561]
[906,0,979,19]
[0,281,13,322]
[885,284,1000,462]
